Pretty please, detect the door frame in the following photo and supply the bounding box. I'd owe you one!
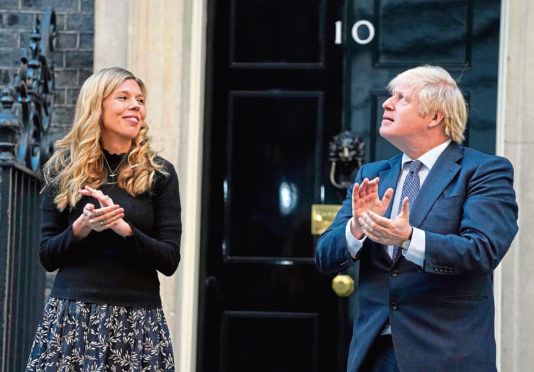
[494,0,513,367]
[165,0,208,371]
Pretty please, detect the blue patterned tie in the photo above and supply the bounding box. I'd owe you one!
[392,160,423,259]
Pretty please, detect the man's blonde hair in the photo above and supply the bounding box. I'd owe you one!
[388,65,467,143]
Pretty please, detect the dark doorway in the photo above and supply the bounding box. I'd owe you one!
[198,0,344,371]
[198,0,502,371]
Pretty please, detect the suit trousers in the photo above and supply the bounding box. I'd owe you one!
[359,335,400,372]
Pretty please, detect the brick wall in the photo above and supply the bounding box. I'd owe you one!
[0,0,94,137]
[1,0,94,298]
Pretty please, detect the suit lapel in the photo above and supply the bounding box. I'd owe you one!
[409,142,463,228]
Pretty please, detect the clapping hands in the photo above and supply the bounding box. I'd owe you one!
[350,177,393,239]
[72,186,132,239]
[351,178,412,245]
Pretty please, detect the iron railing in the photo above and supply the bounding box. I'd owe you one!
[0,8,57,371]
[0,163,44,371]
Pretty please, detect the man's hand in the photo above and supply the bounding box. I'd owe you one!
[358,196,412,245]
[350,177,393,239]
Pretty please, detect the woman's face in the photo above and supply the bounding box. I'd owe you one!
[101,79,146,147]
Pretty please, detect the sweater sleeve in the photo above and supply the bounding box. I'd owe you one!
[39,187,80,272]
[127,161,182,276]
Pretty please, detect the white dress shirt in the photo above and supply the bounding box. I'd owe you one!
[345,139,452,266]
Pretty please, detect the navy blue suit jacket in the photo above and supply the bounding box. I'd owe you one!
[315,142,518,372]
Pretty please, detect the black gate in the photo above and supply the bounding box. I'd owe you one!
[0,163,44,371]
[0,8,57,371]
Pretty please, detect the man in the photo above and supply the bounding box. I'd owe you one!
[315,65,518,372]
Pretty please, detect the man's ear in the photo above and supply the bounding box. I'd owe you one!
[429,111,445,128]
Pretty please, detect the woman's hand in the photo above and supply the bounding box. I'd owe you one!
[72,202,124,239]
[78,186,133,237]
[79,186,114,208]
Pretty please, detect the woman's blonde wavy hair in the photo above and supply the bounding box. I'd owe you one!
[388,65,468,144]
[43,67,165,211]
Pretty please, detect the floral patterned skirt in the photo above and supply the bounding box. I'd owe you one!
[26,297,175,371]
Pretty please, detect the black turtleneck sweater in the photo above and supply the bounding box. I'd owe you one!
[39,150,182,308]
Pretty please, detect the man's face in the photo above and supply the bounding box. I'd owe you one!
[379,82,433,144]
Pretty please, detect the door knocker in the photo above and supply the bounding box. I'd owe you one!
[329,131,365,192]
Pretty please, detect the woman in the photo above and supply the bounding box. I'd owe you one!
[26,67,181,371]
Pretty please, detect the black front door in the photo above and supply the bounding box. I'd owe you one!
[198,0,502,371]
[198,1,344,371]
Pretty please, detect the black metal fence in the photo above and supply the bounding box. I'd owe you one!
[0,162,44,371]
[0,8,57,371]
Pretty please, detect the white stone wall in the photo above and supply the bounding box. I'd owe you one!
[497,0,534,370]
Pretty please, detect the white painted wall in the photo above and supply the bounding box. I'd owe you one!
[497,0,534,370]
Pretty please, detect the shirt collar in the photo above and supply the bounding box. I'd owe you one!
[401,139,452,171]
